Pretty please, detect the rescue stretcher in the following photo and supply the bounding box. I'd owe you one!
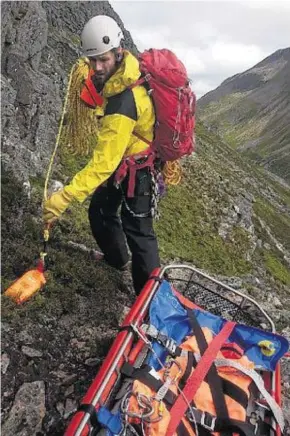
[65,265,288,436]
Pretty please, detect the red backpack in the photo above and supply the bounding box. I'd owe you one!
[134,48,196,162]
[79,49,196,196]
[80,48,196,162]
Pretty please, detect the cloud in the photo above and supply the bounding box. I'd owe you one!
[193,79,216,98]
[211,42,267,70]
[111,0,289,97]
[130,27,207,74]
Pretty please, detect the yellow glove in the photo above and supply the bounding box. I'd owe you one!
[43,188,74,225]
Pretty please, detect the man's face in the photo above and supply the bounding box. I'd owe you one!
[89,50,117,88]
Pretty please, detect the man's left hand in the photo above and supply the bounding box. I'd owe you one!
[43,188,73,225]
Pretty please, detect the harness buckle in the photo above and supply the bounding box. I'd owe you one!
[165,338,177,356]
[200,412,217,431]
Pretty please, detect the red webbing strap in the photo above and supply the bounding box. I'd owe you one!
[127,152,155,197]
[80,69,104,108]
[114,148,155,197]
[129,73,151,90]
[166,321,236,436]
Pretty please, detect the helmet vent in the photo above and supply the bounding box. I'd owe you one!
[103,36,110,44]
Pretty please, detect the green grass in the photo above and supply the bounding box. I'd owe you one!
[2,117,289,324]
[155,182,252,276]
[254,198,290,250]
[263,251,290,286]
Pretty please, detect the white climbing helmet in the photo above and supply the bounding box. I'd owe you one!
[81,15,124,57]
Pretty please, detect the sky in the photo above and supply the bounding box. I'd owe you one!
[110,0,290,98]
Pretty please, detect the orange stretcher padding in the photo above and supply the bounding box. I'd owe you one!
[127,327,254,436]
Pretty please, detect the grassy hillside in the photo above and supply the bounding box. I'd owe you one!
[2,121,290,434]
[198,48,290,182]
[2,121,290,305]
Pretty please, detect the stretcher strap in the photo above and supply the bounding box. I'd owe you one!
[187,309,230,420]
[178,351,195,391]
[214,358,285,432]
[166,321,236,436]
[146,321,249,408]
[186,409,256,436]
[78,403,98,428]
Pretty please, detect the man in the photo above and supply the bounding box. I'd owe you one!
[43,15,160,295]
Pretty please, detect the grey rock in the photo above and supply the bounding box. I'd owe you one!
[64,398,77,420]
[22,180,31,199]
[1,322,12,333]
[18,329,34,344]
[85,357,101,367]
[62,373,78,386]
[218,222,231,239]
[50,369,69,379]
[70,338,86,349]
[1,353,10,374]
[2,381,46,436]
[281,326,290,342]
[256,239,263,249]
[64,385,74,397]
[233,204,240,214]
[1,1,137,184]
[282,397,290,433]
[22,346,43,358]
[273,296,283,309]
[56,402,65,416]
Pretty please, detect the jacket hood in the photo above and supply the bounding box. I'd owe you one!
[103,50,141,98]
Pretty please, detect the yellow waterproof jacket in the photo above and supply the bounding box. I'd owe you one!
[65,51,155,202]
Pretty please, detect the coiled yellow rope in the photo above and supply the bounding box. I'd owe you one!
[43,57,99,243]
[162,160,182,185]
[60,57,99,157]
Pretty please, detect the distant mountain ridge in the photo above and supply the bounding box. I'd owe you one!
[198,47,290,183]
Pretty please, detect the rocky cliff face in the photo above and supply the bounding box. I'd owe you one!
[1,2,290,435]
[1,1,137,183]
[198,48,290,183]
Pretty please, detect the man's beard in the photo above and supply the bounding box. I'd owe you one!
[93,75,106,92]
[92,65,119,92]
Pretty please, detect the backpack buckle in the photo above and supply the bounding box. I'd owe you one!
[200,412,216,431]
[144,73,151,82]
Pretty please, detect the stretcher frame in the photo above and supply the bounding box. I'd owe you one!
[65,264,282,436]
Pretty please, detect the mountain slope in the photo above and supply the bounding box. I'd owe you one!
[198,48,290,182]
[1,3,290,434]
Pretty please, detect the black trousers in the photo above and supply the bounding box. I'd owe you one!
[88,167,160,295]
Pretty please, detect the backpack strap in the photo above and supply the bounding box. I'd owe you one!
[132,130,152,147]
[166,320,236,436]
[130,74,154,147]
[129,73,152,89]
